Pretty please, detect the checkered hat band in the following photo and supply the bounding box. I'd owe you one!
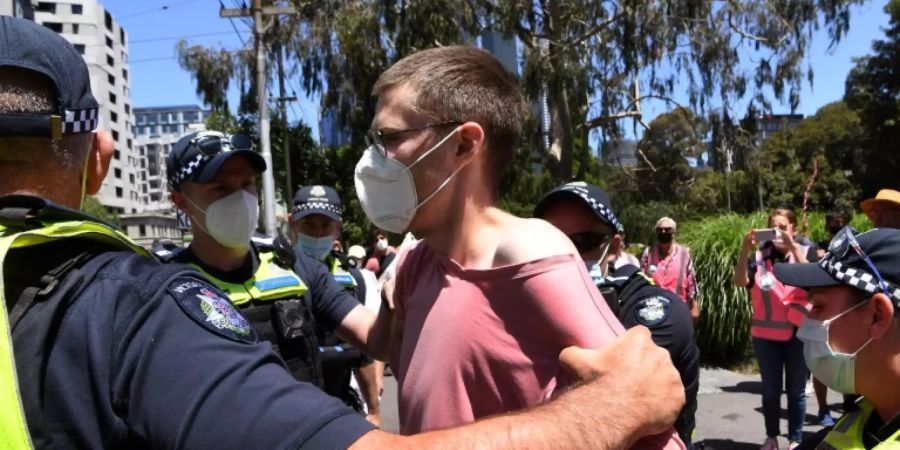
[293,202,341,216]
[820,258,900,304]
[564,188,622,233]
[63,108,98,133]
[168,153,210,188]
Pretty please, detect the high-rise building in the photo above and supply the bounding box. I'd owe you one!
[742,113,805,144]
[32,0,139,214]
[133,105,209,212]
[0,0,33,19]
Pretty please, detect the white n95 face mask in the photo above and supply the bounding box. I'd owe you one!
[796,299,873,394]
[354,127,462,234]
[186,189,259,249]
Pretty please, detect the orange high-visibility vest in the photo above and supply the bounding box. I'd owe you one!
[646,244,691,301]
[749,246,811,341]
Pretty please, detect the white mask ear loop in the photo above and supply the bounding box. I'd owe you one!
[407,126,462,170]
[181,193,215,238]
[825,297,874,355]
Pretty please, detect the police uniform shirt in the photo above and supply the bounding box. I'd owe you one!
[797,412,900,449]
[604,265,701,399]
[9,242,374,448]
[173,245,361,331]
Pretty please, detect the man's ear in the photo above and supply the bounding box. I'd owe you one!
[456,121,485,163]
[170,190,188,212]
[611,234,624,255]
[870,293,896,339]
[85,131,114,195]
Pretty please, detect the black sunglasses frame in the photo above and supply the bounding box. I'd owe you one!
[568,231,612,254]
[365,121,462,157]
[191,134,253,157]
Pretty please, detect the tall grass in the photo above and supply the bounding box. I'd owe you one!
[679,211,871,366]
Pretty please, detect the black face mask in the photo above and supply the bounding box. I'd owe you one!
[657,232,674,244]
[827,224,844,236]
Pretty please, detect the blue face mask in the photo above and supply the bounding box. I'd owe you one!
[295,233,336,260]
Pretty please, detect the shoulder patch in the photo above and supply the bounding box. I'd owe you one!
[168,277,258,344]
[634,295,672,327]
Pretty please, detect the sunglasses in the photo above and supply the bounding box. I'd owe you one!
[191,133,253,156]
[830,227,890,293]
[365,121,461,158]
[568,231,611,254]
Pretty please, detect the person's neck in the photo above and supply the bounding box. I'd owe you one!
[422,184,504,267]
[868,352,900,423]
[190,228,250,272]
[658,241,675,256]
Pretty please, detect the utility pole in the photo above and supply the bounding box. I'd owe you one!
[220,0,296,237]
[275,19,297,211]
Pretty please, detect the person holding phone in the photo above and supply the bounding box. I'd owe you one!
[733,209,819,450]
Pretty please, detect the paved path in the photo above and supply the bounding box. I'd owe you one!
[378,368,847,448]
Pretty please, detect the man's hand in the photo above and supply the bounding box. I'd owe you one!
[559,326,685,439]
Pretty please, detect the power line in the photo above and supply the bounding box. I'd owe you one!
[118,0,204,21]
[220,0,249,48]
[86,31,238,48]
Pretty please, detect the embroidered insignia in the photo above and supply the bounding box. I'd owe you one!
[310,185,327,197]
[169,277,257,344]
[635,295,671,327]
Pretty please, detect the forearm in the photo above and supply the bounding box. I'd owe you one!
[353,362,382,415]
[352,384,643,450]
[791,246,808,263]
[732,250,750,287]
[365,302,393,361]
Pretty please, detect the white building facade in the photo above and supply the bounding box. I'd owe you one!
[33,0,139,214]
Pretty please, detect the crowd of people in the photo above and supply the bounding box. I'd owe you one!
[1,16,898,450]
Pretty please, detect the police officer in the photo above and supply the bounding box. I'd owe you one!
[535,181,700,448]
[776,227,900,449]
[288,185,382,424]
[161,131,380,397]
[0,16,690,448]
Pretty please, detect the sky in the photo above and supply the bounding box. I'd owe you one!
[104,0,892,143]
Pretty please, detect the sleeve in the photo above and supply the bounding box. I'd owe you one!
[806,245,820,263]
[746,258,757,289]
[350,268,368,305]
[295,253,364,330]
[48,273,375,450]
[685,255,698,301]
[507,256,624,351]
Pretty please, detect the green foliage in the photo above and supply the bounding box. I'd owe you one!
[81,196,120,226]
[844,0,900,198]
[636,108,707,201]
[680,211,873,366]
[175,41,236,112]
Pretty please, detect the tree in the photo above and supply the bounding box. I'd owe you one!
[754,102,863,214]
[82,196,120,226]
[635,108,706,201]
[484,0,861,181]
[845,0,900,197]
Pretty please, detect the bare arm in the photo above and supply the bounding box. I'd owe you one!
[733,230,755,288]
[350,327,683,450]
[353,362,383,427]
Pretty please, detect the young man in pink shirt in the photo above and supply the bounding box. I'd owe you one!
[355,46,683,448]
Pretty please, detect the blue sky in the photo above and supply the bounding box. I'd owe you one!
[106,0,892,142]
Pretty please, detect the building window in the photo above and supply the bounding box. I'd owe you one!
[107,74,115,85]
[110,112,118,123]
[138,224,146,237]
[112,130,119,140]
[107,54,114,67]
[72,4,83,14]
[109,92,117,104]
[114,149,120,160]
[114,168,121,178]
[127,138,132,149]
[74,44,85,55]
[43,22,63,33]
[115,187,123,198]
[122,68,128,80]
[105,36,113,49]
[124,104,130,114]
[130,174,135,184]
[104,10,113,32]
[71,24,79,34]
[120,28,126,45]
[36,2,56,13]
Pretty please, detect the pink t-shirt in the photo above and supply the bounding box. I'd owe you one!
[393,241,684,449]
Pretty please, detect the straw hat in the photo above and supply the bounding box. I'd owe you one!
[860,189,900,213]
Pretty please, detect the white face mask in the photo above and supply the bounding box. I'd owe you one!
[796,298,873,394]
[375,238,389,252]
[295,233,336,261]
[185,189,259,249]
[354,127,463,234]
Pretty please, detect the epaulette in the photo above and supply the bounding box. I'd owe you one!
[0,194,118,230]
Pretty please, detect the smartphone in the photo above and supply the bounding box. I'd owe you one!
[754,228,778,242]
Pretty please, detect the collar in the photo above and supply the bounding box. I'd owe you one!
[181,245,258,284]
